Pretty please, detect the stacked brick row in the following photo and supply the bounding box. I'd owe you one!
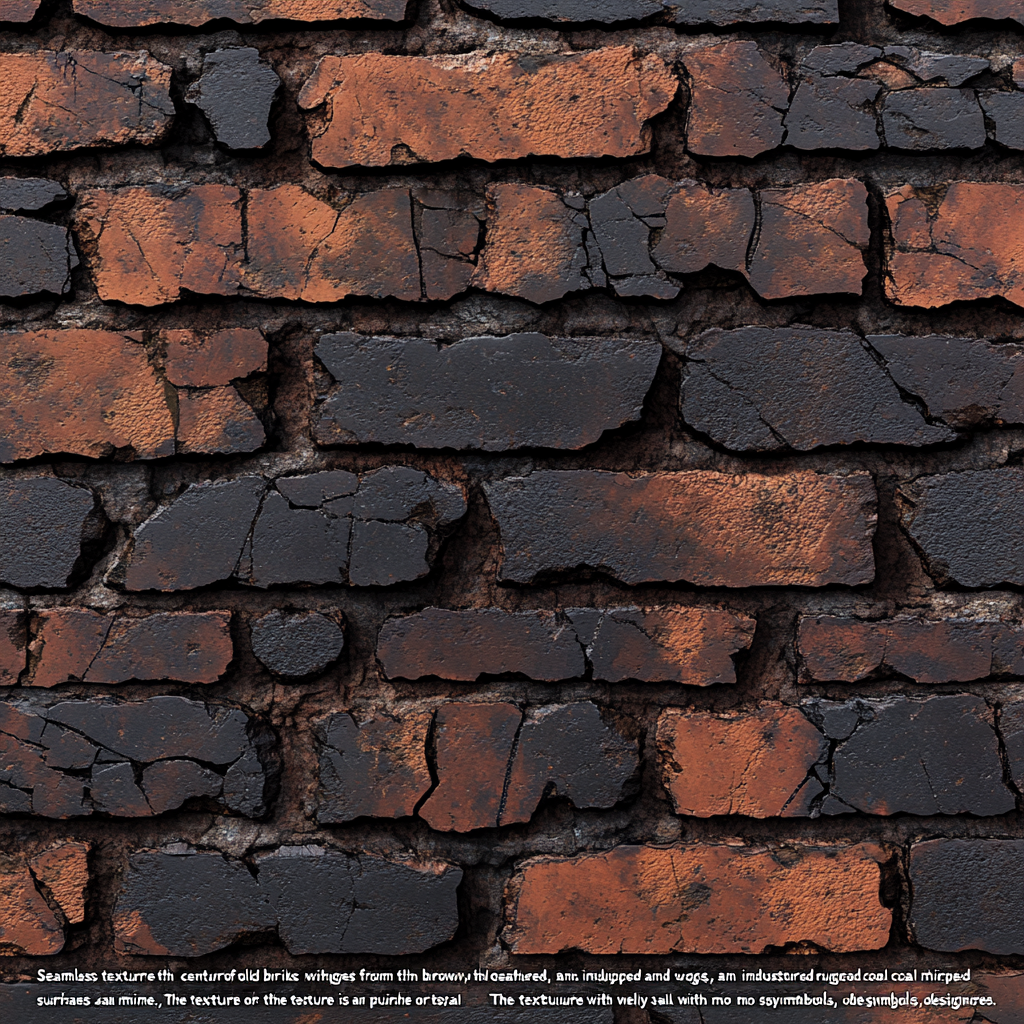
[0,0,1022,1020]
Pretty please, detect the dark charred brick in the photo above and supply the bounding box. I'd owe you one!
[484,469,876,587]
[828,695,1013,815]
[73,0,408,26]
[250,611,344,677]
[500,703,638,825]
[679,327,954,451]
[113,850,273,956]
[377,608,585,681]
[142,761,222,814]
[1001,701,1024,791]
[187,48,280,150]
[259,848,461,954]
[982,92,1024,149]
[162,328,267,386]
[798,614,1024,683]
[313,332,661,450]
[747,179,869,299]
[0,178,65,212]
[419,702,521,832]
[0,51,173,157]
[871,334,1024,427]
[884,47,989,86]
[315,711,431,822]
[909,839,1024,954]
[299,48,675,167]
[28,609,233,687]
[657,705,827,818]
[122,477,265,592]
[0,611,25,685]
[276,470,358,507]
[89,762,152,816]
[458,0,838,24]
[684,42,787,158]
[0,478,94,590]
[802,42,882,76]
[882,88,985,150]
[418,204,480,300]
[0,218,77,299]
[899,468,1024,587]
[0,1,40,21]
[504,843,889,954]
[888,0,1021,26]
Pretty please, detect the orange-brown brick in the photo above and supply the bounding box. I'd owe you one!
[0,0,40,20]
[888,0,1021,24]
[299,48,676,168]
[162,329,266,386]
[504,842,891,954]
[886,183,1024,308]
[0,51,172,158]
[73,0,407,26]
[29,843,89,924]
[657,705,827,817]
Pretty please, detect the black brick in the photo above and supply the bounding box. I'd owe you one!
[0,217,77,298]
[0,177,65,212]
[882,88,986,150]
[250,611,345,677]
[187,48,280,150]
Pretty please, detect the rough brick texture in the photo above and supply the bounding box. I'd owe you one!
[73,0,407,26]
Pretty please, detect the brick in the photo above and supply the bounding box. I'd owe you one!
[871,334,1024,427]
[657,705,827,818]
[313,332,661,450]
[73,0,407,26]
[1003,701,1024,791]
[377,608,586,681]
[820,695,1014,816]
[747,179,869,299]
[898,468,1024,587]
[504,842,890,954]
[888,0,1021,25]
[299,48,675,168]
[0,178,65,212]
[885,182,1024,308]
[0,611,25,685]
[120,469,465,590]
[473,184,588,304]
[0,218,77,299]
[460,0,838,24]
[982,92,1024,149]
[484,469,876,587]
[315,711,431,822]
[569,606,755,684]
[76,185,244,306]
[799,614,1024,683]
[0,51,172,157]
[187,48,280,150]
[245,185,419,302]
[684,42,787,158]
[0,863,64,955]
[28,610,233,687]
[418,201,481,300]
[883,47,988,86]
[0,0,40,20]
[909,839,1024,954]
[176,387,265,454]
[114,846,459,956]
[882,88,985,150]
[680,327,954,451]
[162,329,266,386]
[0,478,94,590]
[29,843,89,924]
[251,611,344,677]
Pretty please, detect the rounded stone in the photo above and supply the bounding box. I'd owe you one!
[250,611,344,677]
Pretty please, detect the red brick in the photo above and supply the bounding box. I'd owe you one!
[657,705,827,817]
[886,183,1024,308]
[162,328,266,386]
[888,0,1021,24]
[76,186,244,306]
[0,610,25,684]
[29,843,89,925]
[73,0,407,26]
[299,48,676,168]
[176,388,265,455]
[799,614,1024,683]
[504,842,891,954]
[0,51,172,158]
[0,0,40,20]
[0,863,65,955]
[684,42,787,158]
[28,610,233,687]
[748,179,869,299]
[484,469,877,587]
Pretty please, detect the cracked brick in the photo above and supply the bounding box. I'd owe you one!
[417,200,480,300]
[885,182,1024,308]
[0,178,65,213]
[459,0,838,24]
[981,91,1024,149]
[299,48,675,168]
[29,843,89,925]
[684,42,788,158]
[0,478,94,590]
[0,51,173,157]
[187,48,280,150]
[0,611,26,685]
[882,88,985,150]
[0,218,77,299]
[484,469,876,587]
[73,0,407,26]
[827,695,1013,816]
[314,332,661,450]
[888,0,1022,25]
[251,611,344,677]
[504,843,890,954]
[162,328,266,386]
[898,468,1024,587]
[883,47,989,86]
[678,327,956,451]
[798,614,1024,683]
[657,705,827,818]
[314,711,431,823]
[909,839,1024,954]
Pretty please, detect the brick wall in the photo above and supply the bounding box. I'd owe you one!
[0,0,1022,1021]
